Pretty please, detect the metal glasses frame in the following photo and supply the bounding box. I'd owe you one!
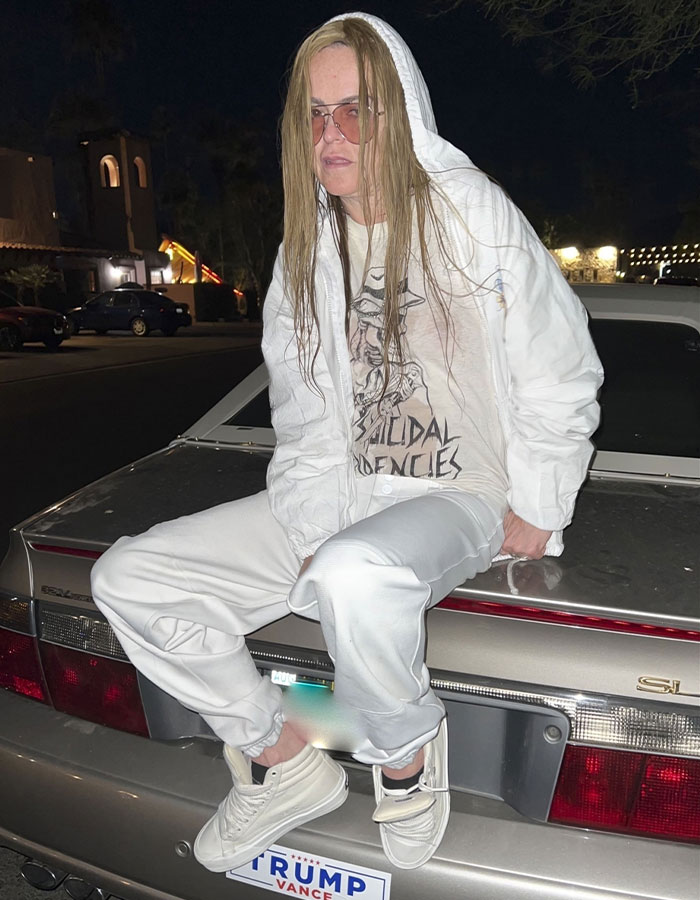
[311,101,384,145]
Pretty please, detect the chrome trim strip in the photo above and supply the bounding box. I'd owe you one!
[590,453,700,483]
[26,612,700,758]
[430,673,700,759]
[249,643,334,673]
[248,641,700,759]
[183,435,274,452]
[39,608,128,661]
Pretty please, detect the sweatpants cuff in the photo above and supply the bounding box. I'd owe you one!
[240,711,285,758]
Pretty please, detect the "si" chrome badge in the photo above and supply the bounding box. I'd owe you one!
[637,676,700,698]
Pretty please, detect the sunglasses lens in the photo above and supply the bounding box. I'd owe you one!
[311,104,375,144]
[334,104,364,143]
[311,111,325,144]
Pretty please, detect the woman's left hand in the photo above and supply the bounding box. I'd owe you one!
[500,510,552,560]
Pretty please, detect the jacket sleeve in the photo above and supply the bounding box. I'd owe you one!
[490,182,604,531]
[261,248,353,562]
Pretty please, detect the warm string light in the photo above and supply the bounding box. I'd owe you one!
[158,239,224,284]
[585,242,699,273]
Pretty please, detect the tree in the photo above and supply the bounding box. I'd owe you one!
[47,89,117,139]
[435,0,700,100]
[3,266,57,305]
[190,115,282,296]
[227,179,283,299]
[65,0,132,97]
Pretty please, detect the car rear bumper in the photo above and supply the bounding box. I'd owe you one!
[1,690,697,900]
[18,321,67,341]
[162,313,192,328]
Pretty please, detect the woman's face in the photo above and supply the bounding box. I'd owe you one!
[308,45,382,223]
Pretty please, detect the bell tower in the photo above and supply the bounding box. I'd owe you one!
[82,130,158,252]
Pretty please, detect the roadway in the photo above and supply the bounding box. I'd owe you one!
[0,326,263,575]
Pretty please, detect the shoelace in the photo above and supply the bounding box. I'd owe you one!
[381,767,448,835]
[222,784,273,838]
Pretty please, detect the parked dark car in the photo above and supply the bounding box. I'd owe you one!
[0,298,69,351]
[67,290,192,337]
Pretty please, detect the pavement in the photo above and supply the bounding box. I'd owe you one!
[0,846,43,900]
[0,321,263,384]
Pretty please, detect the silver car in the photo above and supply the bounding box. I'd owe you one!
[1,283,698,900]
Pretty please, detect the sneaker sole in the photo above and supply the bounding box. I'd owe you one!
[194,770,349,873]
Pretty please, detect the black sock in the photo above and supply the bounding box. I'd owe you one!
[382,766,423,791]
[251,761,269,785]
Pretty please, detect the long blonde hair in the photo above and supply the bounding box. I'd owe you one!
[281,17,454,393]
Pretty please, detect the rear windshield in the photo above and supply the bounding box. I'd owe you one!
[227,387,272,428]
[590,319,699,458]
[136,292,171,305]
[224,319,700,459]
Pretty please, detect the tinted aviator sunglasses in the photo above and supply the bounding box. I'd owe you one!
[311,101,384,145]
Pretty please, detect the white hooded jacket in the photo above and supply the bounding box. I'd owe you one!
[262,12,603,563]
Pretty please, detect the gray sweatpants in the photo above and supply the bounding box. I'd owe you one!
[91,473,503,768]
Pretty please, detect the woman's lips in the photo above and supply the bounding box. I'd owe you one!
[322,156,352,167]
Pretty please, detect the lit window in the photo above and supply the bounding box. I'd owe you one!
[133,156,147,188]
[100,155,120,188]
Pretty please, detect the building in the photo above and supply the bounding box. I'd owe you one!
[0,147,59,247]
[81,131,159,257]
[552,246,618,284]
[0,133,169,307]
[553,242,700,284]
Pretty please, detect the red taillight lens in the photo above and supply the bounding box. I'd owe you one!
[29,543,103,560]
[550,746,644,827]
[631,755,700,841]
[40,643,148,737]
[0,627,48,702]
[550,746,700,843]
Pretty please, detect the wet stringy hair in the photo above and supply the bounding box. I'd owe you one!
[281,17,460,397]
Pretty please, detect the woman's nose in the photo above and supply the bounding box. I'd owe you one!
[322,115,344,143]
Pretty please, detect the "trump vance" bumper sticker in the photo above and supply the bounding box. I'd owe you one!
[226,844,392,899]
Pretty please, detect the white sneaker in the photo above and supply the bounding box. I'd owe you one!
[194,743,348,872]
[372,718,450,869]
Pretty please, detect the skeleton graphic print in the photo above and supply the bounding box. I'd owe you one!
[348,266,464,481]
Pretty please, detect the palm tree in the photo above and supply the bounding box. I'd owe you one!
[3,266,57,306]
[66,0,132,96]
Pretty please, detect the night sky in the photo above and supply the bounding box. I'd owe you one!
[3,0,697,245]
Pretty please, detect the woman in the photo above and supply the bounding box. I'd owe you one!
[91,13,602,874]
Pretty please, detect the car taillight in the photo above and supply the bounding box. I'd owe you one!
[40,643,148,737]
[29,542,103,560]
[550,745,700,843]
[0,626,48,702]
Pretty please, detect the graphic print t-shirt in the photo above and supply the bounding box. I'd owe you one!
[346,215,508,515]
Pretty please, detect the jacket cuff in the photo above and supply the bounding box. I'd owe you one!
[289,534,329,566]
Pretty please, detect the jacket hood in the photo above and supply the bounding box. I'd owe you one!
[328,12,474,174]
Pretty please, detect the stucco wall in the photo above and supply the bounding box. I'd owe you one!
[0,148,60,246]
